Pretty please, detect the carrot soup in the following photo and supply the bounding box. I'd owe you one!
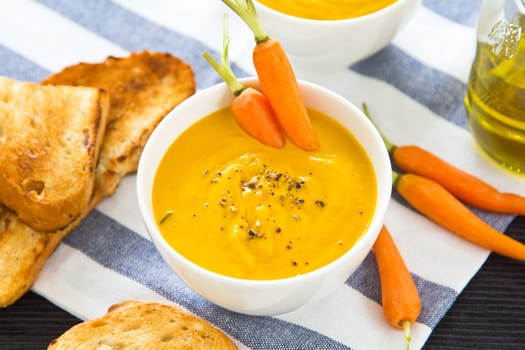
[152,107,376,280]
[256,0,397,20]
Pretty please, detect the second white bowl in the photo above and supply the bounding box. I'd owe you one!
[254,0,421,70]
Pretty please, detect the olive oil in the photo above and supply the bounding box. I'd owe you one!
[465,28,525,173]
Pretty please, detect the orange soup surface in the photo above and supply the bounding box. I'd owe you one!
[153,107,377,280]
[256,0,397,20]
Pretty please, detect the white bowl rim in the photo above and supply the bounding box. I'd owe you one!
[137,78,391,289]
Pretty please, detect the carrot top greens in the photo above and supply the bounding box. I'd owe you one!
[202,15,244,96]
[221,0,269,43]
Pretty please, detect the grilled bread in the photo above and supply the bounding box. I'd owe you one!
[0,52,195,308]
[47,300,238,349]
[42,50,196,196]
[0,77,109,232]
[0,204,80,306]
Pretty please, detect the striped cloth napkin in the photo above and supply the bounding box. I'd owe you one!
[1,0,524,349]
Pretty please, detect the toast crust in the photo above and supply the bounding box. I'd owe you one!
[47,300,237,349]
[42,50,196,196]
[0,77,109,232]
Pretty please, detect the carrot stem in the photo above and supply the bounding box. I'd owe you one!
[220,0,269,43]
[400,320,412,350]
[202,14,244,96]
[392,169,401,187]
[394,170,525,261]
[362,103,395,153]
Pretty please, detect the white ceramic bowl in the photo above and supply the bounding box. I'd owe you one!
[253,0,421,70]
[137,78,392,316]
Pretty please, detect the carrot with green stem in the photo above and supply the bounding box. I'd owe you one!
[220,0,319,151]
[393,170,525,261]
[362,103,525,216]
[203,15,284,148]
[374,225,421,350]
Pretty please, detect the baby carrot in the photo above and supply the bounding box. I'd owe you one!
[374,225,420,350]
[203,15,284,148]
[393,171,525,261]
[220,0,319,151]
[393,146,525,215]
[253,39,318,151]
[362,103,525,216]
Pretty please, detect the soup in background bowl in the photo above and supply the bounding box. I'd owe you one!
[256,0,398,20]
[137,78,392,315]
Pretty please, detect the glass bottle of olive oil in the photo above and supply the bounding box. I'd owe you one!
[465,0,525,173]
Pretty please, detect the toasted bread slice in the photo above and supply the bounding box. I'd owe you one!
[0,187,104,308]
[0,77,109,232]
[47,300,237,349]
[0,52,195,308]
[0,203,87,308]
[0,181,104,308]
[42,50,196,196]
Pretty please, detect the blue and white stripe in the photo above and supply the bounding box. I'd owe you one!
[2,1,524,349]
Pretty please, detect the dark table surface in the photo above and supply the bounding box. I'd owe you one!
[1,216,524,349]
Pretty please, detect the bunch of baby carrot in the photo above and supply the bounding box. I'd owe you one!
[366,103,525,348]
[204,0,319,151]
[363,103,525,261]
